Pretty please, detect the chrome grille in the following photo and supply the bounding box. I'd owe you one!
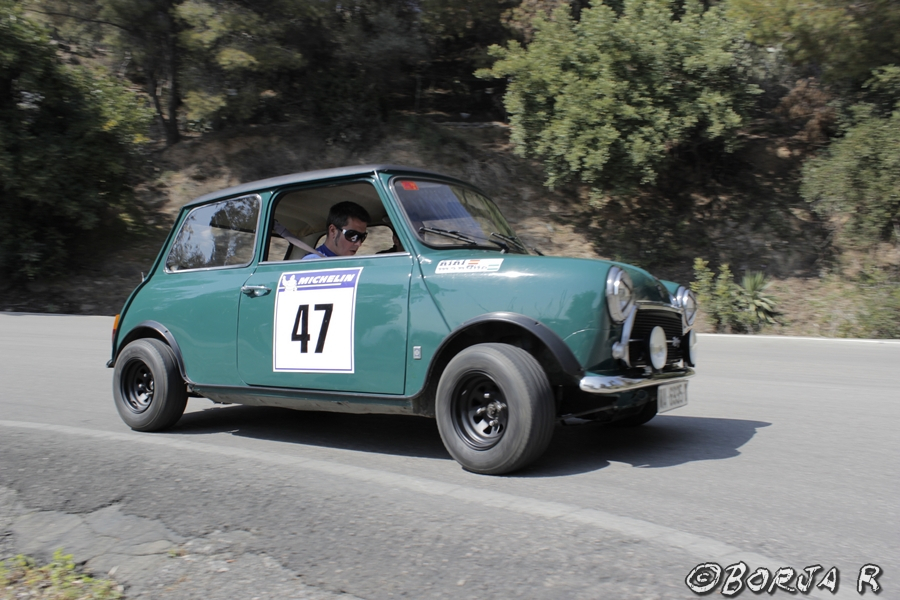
[628,308,684,367]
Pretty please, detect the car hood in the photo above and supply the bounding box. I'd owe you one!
[418,251,674,366]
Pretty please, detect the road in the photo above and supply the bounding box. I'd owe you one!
[1,313,897,599]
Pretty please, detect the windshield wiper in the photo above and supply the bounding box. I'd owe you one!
[491,232,528,253]
[420,226,511,253]
[419,226,478,244]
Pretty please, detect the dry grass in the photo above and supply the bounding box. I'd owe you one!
[0,551,122,600]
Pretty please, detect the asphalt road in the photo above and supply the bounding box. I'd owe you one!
[0,313,897,599]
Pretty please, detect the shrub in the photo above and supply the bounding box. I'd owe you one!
[845,268,900,338]
[692,258,779,332]
[741,271,780,328]
[801,68,900,249]
[480,0,759,196]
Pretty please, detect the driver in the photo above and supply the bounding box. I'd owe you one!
[302,201,370,259]
[274,201,371,260]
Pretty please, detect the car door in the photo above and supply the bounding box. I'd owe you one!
[132,194,262,386]
[237,250,413,395]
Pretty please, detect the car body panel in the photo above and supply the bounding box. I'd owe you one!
[118,266,253,386]
[236,252,414,394]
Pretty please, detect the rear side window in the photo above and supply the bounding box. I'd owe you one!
[166,195,261,271]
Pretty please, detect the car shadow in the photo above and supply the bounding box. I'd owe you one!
[521,415,771,477]
[171,404,769,477]
[172,403,451,460]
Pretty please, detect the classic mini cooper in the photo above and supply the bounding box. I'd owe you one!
[109,165,697,474]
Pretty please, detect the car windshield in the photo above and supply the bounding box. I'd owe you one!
[392,179,527,253]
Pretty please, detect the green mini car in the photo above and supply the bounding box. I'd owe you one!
[109,165,697,474]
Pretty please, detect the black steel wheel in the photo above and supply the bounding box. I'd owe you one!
[120,358,155,414]
[113,338,187,431]
[436,343,555,475]
[450,372,509,450]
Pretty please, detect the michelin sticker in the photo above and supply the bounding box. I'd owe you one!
[435,258,503,274]
[273,267,362,373]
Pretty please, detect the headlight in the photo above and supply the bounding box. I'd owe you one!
[606,266,635,323]
[683,329,697,367]
[675,286,698,327]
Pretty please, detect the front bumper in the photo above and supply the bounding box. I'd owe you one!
[579,368,695,394]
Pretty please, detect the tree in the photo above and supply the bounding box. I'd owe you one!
[480,0,758,196]
[0,2,151,279]
[801,105,900,248]
[24,0,182,145]
[728,0,900,87]
[801,67,900,249]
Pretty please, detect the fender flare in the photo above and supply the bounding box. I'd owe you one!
[110,320,188,381]
[428,312,584,386]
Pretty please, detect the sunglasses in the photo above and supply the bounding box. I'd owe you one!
[341,228,368,243]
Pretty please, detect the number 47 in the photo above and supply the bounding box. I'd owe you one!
[291,304,333,353]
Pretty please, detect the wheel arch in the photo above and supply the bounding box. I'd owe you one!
[416,312,583,416]
[113,321,188,381]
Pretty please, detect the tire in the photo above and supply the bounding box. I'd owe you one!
[113,338,188,432]
[435,343,555,475]
[613,398,658,427]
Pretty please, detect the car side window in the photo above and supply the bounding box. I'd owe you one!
[166,195,261,271]
[264,181,401,262]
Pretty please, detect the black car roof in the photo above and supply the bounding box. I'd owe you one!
[184,164,465,208]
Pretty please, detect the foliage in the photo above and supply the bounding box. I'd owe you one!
[850,269,900,339]
[728,0,900,87]
[800,97,900,249]
[175,0,312,129]
[740,271,779,327]
[0,550,122,599]
[0,2,151,279]
[479,0,759,196]
[692,259,779,332]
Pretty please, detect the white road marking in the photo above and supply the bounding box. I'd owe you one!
[0,419,856,599]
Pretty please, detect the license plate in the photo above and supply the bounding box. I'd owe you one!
[657,381,688,413]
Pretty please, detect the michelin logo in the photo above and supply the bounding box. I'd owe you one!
[435,259,504,274]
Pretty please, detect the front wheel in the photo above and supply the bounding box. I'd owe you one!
[436,343,555,475]
[113,338,187,431]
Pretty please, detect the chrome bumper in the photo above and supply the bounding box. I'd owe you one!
[579,368,695,394]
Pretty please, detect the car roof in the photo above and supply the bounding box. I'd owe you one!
[184,164,467,208]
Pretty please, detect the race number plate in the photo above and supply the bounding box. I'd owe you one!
[273,267,363,373]
[657,381,688,413]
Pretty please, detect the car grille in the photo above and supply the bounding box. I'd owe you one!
[628,308,684,368]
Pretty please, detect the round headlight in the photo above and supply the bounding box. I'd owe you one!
[675,286,698,327]
[648,326,668,370]
[606,267,635,323]
[683,329,697,367]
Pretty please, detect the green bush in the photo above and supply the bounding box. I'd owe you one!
[692,258,779,332]
[801,98,900,250]
[801,66,900,250]
[843,268,900,338]
[0,3,150,279]
[480,0,759,196]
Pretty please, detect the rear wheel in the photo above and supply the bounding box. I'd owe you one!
[113,338,187,431]
[436,343,555,475]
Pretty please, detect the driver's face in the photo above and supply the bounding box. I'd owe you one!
[330,216,368,256]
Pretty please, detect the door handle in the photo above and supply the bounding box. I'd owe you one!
[241,285,271,297]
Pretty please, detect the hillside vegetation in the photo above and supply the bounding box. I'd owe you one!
[2,0,898,337]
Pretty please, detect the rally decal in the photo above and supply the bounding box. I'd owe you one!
[273,267,363,373]
[435,258,503,274]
